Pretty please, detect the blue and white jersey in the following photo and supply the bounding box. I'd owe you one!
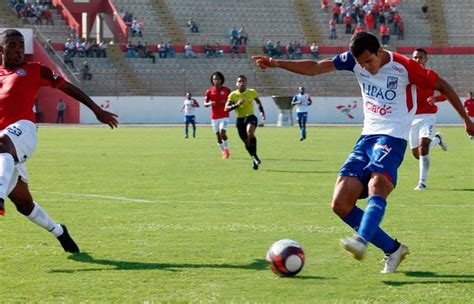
[332,50,439,140]
[183,98,197,116]
[292,93,311,113]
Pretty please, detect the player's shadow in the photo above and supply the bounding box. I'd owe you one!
[232,157,321,163]
[49,252,327,280]
[266,169,337,174]
[382,271,474,286]
[435,188,474,192]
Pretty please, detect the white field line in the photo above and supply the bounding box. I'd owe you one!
[30,191,473,208]
[32,191,155,203]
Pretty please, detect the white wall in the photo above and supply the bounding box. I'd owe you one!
[81,96,465,125]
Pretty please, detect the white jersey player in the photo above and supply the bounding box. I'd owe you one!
[291,86,313,141]
[253,32,474,273]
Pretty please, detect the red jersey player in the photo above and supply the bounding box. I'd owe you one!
[204,72,231,159]
[464,92,474,117]
[465,92,474,139]
[409,48,448,190]
[0,29,118,253]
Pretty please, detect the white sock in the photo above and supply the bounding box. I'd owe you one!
[223,140,228,149]
[27,202,63,237]
[419,155,430,185]
[218,142,225,151]
[430,136,440,148]
[0,153,15,199]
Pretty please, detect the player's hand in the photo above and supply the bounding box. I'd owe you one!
[236,99,244,106]
[465,118,474,136]
[261,113,266,121]
[426,96,438,105]
[95,109,118,129]
[252,56,279,69]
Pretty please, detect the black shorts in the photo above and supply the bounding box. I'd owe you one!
[236,115,258,140]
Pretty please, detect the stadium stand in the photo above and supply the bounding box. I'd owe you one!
[0,0,472,98]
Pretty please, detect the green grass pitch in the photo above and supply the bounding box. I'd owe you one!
[1,125,472,303]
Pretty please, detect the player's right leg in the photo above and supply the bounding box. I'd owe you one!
[332,176,368,260]
[8,179,80,253]
[0,120,38,215]
[184,119,189,138]
[220,119,230,158]
[0,135,16,215]
[335,136,407,268]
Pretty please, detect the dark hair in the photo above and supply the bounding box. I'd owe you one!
[350,32,380,58]
[0,29,23,45]
[210,71,225,85]
[414,48,427,56]
[237,75,247,81]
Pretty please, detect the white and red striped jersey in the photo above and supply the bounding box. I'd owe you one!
[333,50,439,139]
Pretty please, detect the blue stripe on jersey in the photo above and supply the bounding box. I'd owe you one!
[332,51,356,72]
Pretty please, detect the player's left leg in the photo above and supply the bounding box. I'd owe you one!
[415,137,431,190]
[301,113,308,140]
[8,178,79,253]
[191,116,196,138]
[430,132,448,151]
[246,119,261,170]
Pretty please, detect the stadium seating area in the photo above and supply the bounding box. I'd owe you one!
[0,0,472,97]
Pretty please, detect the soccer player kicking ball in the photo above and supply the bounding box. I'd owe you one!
[409,48,448,190]
[225,75,265,170]
[253,32,474,273]
[0,29,118,253]
[204,72,231,159]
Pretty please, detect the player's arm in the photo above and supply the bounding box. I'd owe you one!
[254,97,266,120]
[59,82,118,129]
[434,77,474,135]
[291,95,300,106]
[193,99,200,107]
[203,92,214,107]
[225,95,243,112]
[252,56,336,76]
[427,93,447,105]
[225,100,241,112]
[308,96,313,105]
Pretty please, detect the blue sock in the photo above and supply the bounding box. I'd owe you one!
[184,127,188,137]
[302,126,306,138]
[343,205,398,253]
[342,206,363,231]
[359,195,386,242]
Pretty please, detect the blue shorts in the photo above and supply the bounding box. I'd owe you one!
[297,112,308,123]
[184,115,196,124]
[339,134,407,199]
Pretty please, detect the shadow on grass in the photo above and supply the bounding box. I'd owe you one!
[432,188,474,192]
[382,271,474,286]
[266,169,336,174]
[232,157,321,163]
[50,252,329,280]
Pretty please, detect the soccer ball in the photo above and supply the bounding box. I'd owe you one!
[266,239,305,277]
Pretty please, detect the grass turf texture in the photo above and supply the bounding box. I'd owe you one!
[1,126,472,303]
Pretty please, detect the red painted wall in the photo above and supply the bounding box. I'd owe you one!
[53,0,128,43]
[31,39,79,123]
